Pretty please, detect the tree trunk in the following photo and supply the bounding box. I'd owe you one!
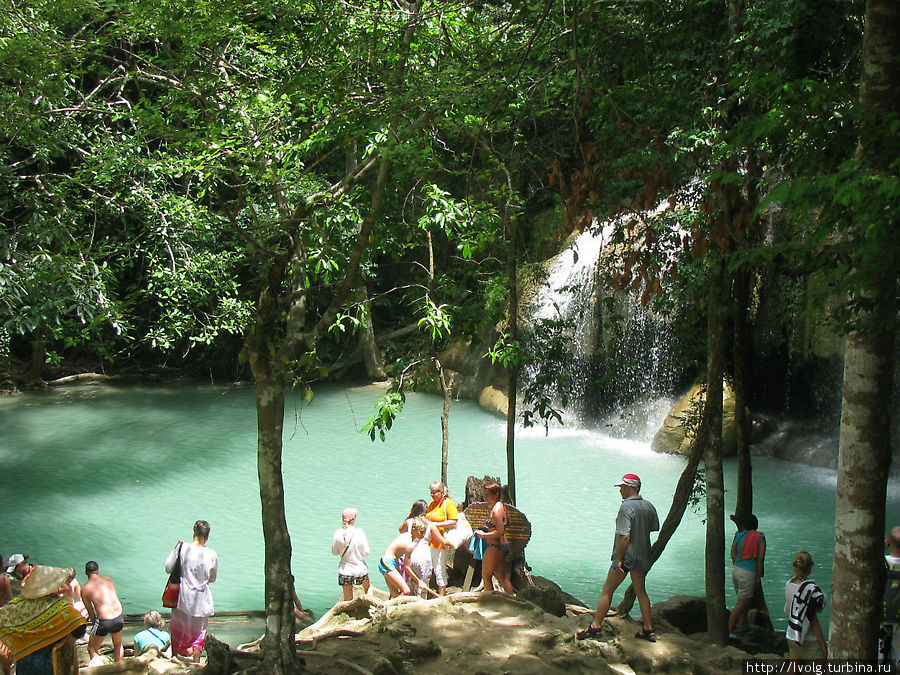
[505,206,519,505]
[830,305,894,657]
[238,5,422,670]
[829,0,899,658]
[22,327,46,387]
[256,377,299,673]
[617,424,705,614]
[731,267,752,523]
[436,358,454,486]
[358,285,386,380]
[704,260,728,645]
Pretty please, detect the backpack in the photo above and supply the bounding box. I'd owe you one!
[883,560,900,622]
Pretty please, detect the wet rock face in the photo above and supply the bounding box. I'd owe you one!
[651,381,737,456]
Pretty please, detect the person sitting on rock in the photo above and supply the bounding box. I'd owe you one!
[133,610,170,655]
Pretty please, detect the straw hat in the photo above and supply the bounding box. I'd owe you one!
[21,565,72,599]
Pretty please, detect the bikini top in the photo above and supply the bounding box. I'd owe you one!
[484,510,509,529]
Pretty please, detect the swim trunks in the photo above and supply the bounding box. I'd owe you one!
[90,614,124,636]
[338,573,369,586]
[378,558,399,575]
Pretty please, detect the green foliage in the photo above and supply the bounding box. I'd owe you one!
[362,389,406,442]
[485,332,523,369]
[486,315,575,433]
[416,299,451,343]
[0,0,892,408]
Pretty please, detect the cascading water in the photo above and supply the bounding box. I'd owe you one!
[523,221,679,435]
[524,227,606,425]
[598,298,680,441]
[529,227,606,356]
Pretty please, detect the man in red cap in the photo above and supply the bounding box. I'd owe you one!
[577,473,660,642]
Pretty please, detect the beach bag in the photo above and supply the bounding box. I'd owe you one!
[162,542,183,609]
[444,511,474,549]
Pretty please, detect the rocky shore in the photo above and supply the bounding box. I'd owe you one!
[77,587,786,675]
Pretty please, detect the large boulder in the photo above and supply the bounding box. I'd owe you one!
[518,575,587,616]
[477,385,509,417]
[651,381,737,456]
[652,595,708,635]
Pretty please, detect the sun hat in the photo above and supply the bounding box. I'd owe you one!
[5,553,27,574]
[21,565,72,599]
[614,473,641,488]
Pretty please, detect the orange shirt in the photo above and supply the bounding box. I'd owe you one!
[425,497,458,549]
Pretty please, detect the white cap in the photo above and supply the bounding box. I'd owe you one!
[5,553,26,574]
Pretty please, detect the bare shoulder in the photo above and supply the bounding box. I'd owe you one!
[81,578,97,597]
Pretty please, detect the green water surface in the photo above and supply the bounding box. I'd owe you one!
[1,382,896,635]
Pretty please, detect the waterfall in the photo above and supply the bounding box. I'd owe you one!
[523,221,678,435]
[530,227,606,358]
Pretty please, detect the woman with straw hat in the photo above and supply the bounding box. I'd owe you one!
[0,565,87,675]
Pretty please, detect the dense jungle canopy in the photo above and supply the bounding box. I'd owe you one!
[2,0,897,671]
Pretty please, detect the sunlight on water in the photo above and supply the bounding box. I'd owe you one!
[2,383,897,637]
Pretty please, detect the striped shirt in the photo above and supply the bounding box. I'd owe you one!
[612,495,659,572]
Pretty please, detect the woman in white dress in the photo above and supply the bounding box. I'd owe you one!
[165,520,217,663]
[399,500,449,597]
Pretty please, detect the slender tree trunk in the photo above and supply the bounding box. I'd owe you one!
[830,0,899,658]
[436,358,454,486]
[731,267,752,522]
[256,377,298,673]
[358,285,386,380]
[704,260,728,645]
[22,327,46,387]
[505,206,519,505]
[733,268,769,618]
[239,5,422,670]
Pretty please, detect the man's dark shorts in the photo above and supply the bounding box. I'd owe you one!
[90,614,124,636]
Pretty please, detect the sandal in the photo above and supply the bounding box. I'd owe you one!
[576,624,603,640]
[635,628,657,643]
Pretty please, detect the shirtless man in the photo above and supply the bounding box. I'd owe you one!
[81,561,125,662]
